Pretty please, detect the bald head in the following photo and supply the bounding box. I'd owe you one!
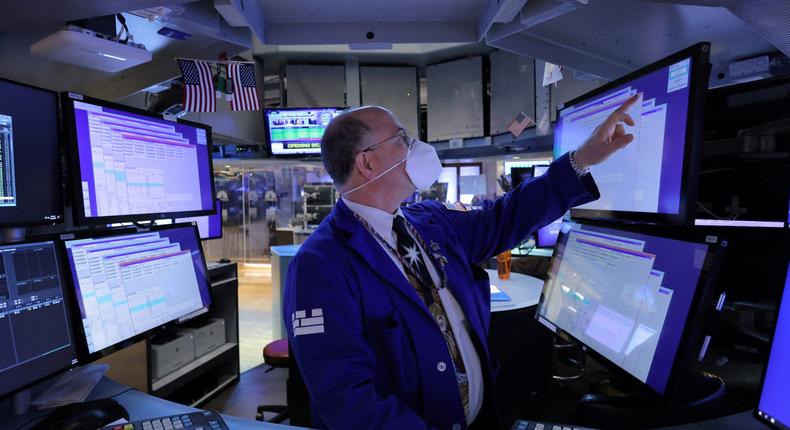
[320,106,398,186]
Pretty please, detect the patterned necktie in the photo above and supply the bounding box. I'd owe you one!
[392,215,470,418]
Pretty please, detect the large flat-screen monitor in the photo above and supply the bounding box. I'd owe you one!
[755,263,790,428]
[264,107,344,156]
[554,43,710,225]
[536,221,724,396]
[62,93,216,225]
[61,224,212,358]
[176,199,223,240]
[0,78,63,227]
[0,240,78,397]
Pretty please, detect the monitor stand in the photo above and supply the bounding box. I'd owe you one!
[575,371,726,429]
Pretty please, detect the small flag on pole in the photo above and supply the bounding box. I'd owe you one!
[178,59,216,112]
[507,112,535,137]
[228,62,260,111]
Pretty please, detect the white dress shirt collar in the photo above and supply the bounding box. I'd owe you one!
[342,197,404,249]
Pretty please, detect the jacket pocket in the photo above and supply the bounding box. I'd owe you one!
[369,314,421,397]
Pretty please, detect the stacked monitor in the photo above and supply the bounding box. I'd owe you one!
[0,240,78,396]
[62,94,217,225]
[0,78,63,226]
[537,221,723,395]
[755,263,790,428]
[62,224,212,357]
[536,43,721,402]
[264,107,344,156]
[554,43,709,225]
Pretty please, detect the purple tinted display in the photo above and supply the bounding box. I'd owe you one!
[756,265,790,428]
[69,99,214,220]
[554,57,693,215]
[536,218,561,248]
[63,226,211,355]
[539,222,709,394]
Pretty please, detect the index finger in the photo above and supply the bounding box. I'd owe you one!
[614,94,640,114]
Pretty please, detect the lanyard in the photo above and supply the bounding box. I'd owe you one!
[351,211,447,290]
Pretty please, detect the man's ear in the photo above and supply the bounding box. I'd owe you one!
[354,151,375,180]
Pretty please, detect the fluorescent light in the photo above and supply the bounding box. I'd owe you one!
[99,52,127,61]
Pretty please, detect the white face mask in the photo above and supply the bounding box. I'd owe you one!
[341,139,442,197]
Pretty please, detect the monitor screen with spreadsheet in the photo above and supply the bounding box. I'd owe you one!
[0,240,78,397]
[553,43,709,225]
[62,224,211,357]
[0,78,63,227]
[536,221,723,396]
[755,263,790,429]
[63,94,216,225]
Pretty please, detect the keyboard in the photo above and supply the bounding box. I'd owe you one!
[101,410,228,430]
[511,421,597,430]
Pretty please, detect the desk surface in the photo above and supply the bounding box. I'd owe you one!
[487,269,544,313]
[6,378,304,430]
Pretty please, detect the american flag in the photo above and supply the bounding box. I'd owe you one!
[178,59,215,112]
[228,62,260,111]
[506,112,534,137]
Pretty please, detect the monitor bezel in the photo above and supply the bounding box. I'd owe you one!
[61,93,218,226]
[535,220,726,400]
[0,236,79,398]
[753,258,790,429]
[0,77,64,227]
[57,223,213,363]
[555,42,711,226]
[176,198,223,240]
[263,106,346,158]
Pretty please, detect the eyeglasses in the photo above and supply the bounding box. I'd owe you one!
[361,128,412,153]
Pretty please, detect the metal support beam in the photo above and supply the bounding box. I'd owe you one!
[264,21,477,45]
[488,32,631,80]
[477,0,530,41]
[229,0,266,44]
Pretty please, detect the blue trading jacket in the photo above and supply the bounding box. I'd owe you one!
[284,153,599,430]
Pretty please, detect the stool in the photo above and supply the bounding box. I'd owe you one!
[256,339,290,423]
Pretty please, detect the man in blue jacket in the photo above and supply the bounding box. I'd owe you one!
[284,96,638,430]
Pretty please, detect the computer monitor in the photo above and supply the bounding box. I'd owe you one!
[62,93,216,225]
[755,263,790,428]
[536,218,562,248]
[61,224,212,358]
[176,199,223,240]
[532,165,550,177]
[554,43,710,225]
[264,107,344,156]
[0,240,78,397]
[536,221,724,396]
[0,78,63,227]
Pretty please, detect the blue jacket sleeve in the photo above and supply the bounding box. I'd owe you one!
[425,152,599,264]
[284,249,434,430]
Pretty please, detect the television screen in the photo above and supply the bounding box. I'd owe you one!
[265,107,344,156]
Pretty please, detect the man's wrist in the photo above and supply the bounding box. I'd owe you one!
[569,151,591,177]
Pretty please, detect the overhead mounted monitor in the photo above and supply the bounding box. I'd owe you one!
[755,263,790,428]
[61,224,212,358]
[0,240,78,397]
[62,93,216,225]
[0,78,63,227]
[536,221,724,396]
[554,43,710,225]
[264,107,344,156]
[176,199,223,240]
